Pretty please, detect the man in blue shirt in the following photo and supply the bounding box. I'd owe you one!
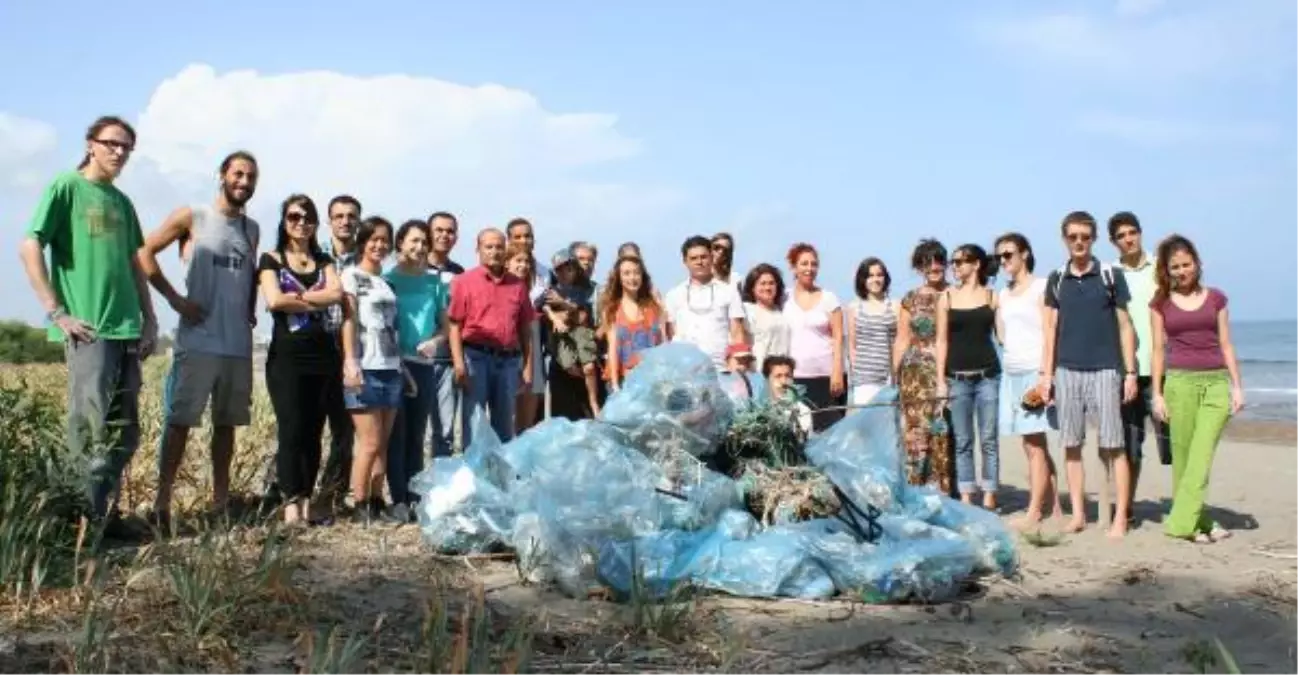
[1040,210,1138,539]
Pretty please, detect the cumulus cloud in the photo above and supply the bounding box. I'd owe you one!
[125,64,681,235]
[972,0,1294,86]
[1075,111,1279,147]
[0,64,685,327]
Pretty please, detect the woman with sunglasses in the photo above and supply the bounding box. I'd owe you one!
[257,195,343,526]
[936,244,1002,510]
[710,232,739,294]
[740,263,790,373]
[993,232,1063,527]
[894,239,953,494]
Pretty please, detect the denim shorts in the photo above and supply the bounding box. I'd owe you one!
[345,369,403,410]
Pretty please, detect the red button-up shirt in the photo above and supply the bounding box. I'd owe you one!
[447,266,535,350]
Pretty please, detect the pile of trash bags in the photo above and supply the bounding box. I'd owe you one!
[410,343,1017,603]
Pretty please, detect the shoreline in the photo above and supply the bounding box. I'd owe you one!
[1222,417,1296,446]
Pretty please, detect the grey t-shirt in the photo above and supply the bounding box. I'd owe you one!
[1044,258,1131,372]
[175,204,260,358]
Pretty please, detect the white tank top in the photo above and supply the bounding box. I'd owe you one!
[998,277,1046,374]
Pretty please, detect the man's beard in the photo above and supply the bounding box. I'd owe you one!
[223,184,252,208]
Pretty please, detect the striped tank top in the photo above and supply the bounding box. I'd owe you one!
[850,298,897,386]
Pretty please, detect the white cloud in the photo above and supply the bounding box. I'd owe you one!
[973,0,1293,86]
[0,64,686,328]
[1075,111,1279,147]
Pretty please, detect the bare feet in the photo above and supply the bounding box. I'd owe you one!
[1107,520,1128,539]
[1010,512,1043,531]
[982,494,998,511]
[960,493,974,506]
[1208,526,1232,542]
[1063,518,1086,534]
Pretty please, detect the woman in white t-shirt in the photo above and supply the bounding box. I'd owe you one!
[993,232,1062,529]
[740,262,790,373]
[341,217,410,525]
[783,243,845,432]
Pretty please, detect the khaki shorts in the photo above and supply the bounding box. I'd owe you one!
[163,351,253,427]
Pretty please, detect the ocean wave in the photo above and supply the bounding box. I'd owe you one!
[1239,357,1297,366]
[1246,387,1298,396]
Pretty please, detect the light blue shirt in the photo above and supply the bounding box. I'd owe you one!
[383,267,448,364]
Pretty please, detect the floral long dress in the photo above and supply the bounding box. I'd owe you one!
[898,288,952,494]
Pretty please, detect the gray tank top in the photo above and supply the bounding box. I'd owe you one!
[175,204,261,357]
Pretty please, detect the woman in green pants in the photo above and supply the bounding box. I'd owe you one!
[1149,235,1244,543]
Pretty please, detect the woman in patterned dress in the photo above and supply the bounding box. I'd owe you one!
[892,239,953,494]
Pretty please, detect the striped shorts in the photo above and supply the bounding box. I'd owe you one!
[1055,367,1123,450]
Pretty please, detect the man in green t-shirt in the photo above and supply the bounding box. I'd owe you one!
[18,115,159,536]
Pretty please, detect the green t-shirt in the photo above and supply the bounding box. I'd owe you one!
[26,170,145,341]
[383,267,449,362]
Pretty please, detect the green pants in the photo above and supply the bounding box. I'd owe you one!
[1163,369,1231,538]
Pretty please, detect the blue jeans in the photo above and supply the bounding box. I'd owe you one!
[388,362,437,504]
[428,361,467,459]
[948,374,1000,494]
[463,347,520,448]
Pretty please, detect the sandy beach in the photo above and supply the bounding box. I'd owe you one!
[273,421,1297,673]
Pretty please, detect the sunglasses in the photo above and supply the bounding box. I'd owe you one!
[285,212,315,225]
[1067,233,1093,243]
[950,258,972,266]
[997,251,1016,261]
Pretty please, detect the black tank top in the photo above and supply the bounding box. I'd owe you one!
[947,290,1000,374]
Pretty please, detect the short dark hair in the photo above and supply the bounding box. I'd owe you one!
[993,232,1036,273]
[428,211,458,227]
[854,257,892,299]
[1061,210,1097,236]
[395,219,430,247]
[219,150,257,175]
[952,243,994,286]
[356,216,394,251]
[1107,211,1141,241]
[741,263,786,307]
[328,194,362,216]
[762,354,797,378]
[910,238,947,270]
[681,235,711,259]
[506,217,532,235]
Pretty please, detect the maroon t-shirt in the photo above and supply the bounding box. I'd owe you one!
[1152,288,1227,370]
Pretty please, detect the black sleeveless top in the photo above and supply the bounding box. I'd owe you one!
[947,290,1000,375]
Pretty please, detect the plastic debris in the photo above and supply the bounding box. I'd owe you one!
[412,344,1017,603]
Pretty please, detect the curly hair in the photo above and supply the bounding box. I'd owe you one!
[910,238,947,270]
[741,263,786,308]
[599,255,661,328]
[786,242,817,268]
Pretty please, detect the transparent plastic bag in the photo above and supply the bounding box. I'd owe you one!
[412,457,514,553]
[804,386,904,513]
[601,343,735,457]
[923,493,1019,577]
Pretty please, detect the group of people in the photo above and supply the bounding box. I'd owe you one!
[20,116,1245,546]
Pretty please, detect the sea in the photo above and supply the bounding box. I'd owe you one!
[1233,320,1297,422]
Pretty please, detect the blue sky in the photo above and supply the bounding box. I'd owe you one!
[1,0,1293,327]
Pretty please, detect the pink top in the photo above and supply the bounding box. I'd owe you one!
[783,288,842,378]
[1152,288,1227,371]
[447,266,536,351]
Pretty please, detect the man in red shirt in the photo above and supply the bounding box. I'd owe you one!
[447,228,535,444]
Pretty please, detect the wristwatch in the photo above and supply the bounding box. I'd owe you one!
[46,307,67,323]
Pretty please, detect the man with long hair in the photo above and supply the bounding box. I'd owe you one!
[137,151,261,527]
[19,115,159,538]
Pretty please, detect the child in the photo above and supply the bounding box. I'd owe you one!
[764,355,813,435]
[718,343,765,410]
[543,249,601,416]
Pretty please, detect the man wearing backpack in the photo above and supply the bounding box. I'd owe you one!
[1038,211,1139,538]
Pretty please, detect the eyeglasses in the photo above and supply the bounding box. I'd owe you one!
[94,138,134,153]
